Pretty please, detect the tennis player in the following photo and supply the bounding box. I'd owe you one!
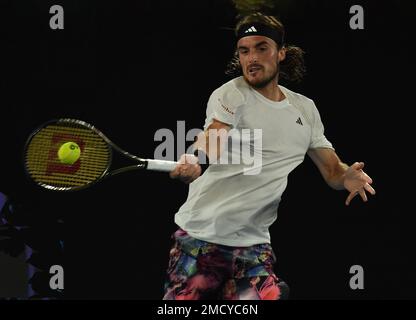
[164,12,376,300]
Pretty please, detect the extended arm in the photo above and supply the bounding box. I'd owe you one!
[307,148,376,205]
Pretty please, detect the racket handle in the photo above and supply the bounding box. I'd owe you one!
[146,159,178,172]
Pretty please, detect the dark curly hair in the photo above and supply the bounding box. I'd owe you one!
[225,12,306,83]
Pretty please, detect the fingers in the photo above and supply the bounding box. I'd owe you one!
[170,154,201,184]
[345,189,365,206]
[180,164,201,184]
[345,183,376,206]
[364,182,376,195]
[178,154,199,165]
[170,164,200,183]
[359,188,368,203]
[362,171,373,184]
[345,191,358,206]
[348,162,371,181]
[169,164,182,179]
[351,161,365,171]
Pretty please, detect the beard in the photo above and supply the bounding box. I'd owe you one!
[243,65,279,89]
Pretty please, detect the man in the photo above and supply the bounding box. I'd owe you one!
[163,12,375,300]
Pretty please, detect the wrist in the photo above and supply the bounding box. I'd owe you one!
[193,149,209,173]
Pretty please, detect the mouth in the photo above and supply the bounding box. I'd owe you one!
[248,64,262,76]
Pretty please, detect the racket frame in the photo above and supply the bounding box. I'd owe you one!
[23,118,150,191]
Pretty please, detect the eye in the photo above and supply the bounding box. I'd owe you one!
[239,49,248,55]
[259,46,268,51]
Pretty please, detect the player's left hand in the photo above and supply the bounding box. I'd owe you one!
[344,162,376,205]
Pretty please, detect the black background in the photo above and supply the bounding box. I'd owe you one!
[1,0,414,299]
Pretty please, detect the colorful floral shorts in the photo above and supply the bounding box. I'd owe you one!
[163,228,289,300]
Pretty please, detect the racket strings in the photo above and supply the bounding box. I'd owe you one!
[25,121,111,190]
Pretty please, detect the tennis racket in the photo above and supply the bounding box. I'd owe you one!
[24,118,178,191]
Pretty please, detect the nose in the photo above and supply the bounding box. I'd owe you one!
[248,52,258,63]
[246,49,258,64]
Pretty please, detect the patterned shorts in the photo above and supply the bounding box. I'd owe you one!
[163,229,289,300]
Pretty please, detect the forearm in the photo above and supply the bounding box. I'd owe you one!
[325,161,349,190]
[193,121,229,163]
[307,148,351,190]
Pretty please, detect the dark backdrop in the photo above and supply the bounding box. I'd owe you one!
[1,0,414,299]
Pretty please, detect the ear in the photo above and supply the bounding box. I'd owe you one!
[278,47,286,63]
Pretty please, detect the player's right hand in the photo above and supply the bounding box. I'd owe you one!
[169,154,201,184]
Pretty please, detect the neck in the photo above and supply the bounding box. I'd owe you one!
[253,79,285,102]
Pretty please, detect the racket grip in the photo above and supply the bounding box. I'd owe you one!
[146,159,178,172]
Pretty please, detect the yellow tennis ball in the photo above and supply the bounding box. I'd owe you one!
[57,142,81,164]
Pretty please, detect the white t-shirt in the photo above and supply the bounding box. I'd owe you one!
[175,76,334,246]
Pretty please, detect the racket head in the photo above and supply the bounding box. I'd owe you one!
[24,119,112,191]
